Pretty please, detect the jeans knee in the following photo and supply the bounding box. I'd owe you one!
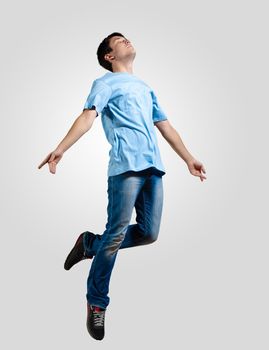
[105,232,125,257]
[144,232,158,244]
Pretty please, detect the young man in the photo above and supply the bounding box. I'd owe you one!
[38,32,207,341]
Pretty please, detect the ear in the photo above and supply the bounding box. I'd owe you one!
[104,53,115,62]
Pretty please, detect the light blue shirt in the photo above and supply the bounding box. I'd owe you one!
[83,71,168,177]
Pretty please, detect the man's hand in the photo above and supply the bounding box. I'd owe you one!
[38,149,64,174]
[186,158,207,182]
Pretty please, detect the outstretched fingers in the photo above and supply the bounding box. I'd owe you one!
[38,153,52,169]
[48,161,57,174]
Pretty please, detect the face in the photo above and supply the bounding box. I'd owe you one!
[105,35,136,63]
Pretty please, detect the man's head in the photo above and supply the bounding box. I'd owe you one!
[97,32,136,72]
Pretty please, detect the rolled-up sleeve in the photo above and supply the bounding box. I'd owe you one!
[150,90,168,124]
[83,80,112,117]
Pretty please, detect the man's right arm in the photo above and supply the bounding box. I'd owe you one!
[55,108,97,153]
[37,108,98,174]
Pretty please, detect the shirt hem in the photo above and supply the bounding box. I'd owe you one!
[108,166,166,177]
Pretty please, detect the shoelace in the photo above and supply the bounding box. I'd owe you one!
[92,308,105,327]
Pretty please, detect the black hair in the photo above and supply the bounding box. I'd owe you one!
[97,32,125,72]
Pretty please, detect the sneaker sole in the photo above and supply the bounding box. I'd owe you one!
[64,232,93,270]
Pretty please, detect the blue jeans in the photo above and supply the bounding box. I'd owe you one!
[83,167,164,310]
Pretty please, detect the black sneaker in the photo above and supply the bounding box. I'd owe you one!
[86,303,106,340]
[64,231,95,270]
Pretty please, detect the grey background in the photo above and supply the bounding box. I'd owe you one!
[1,0,268,348]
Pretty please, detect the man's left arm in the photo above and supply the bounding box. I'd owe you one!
[155,120,207,182]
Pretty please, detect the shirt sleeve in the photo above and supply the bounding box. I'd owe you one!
[150,90,168,123]
[83,79,112,117]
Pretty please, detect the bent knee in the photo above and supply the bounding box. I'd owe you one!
[144,232,159,244]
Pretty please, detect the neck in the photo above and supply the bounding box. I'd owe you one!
[112,62,134,74]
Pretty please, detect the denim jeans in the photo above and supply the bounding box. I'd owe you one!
[83,167,164,310]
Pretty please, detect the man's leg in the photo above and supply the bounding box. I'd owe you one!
[120,173,164,248]
[85,173,164,254]
[86,172,147,309]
